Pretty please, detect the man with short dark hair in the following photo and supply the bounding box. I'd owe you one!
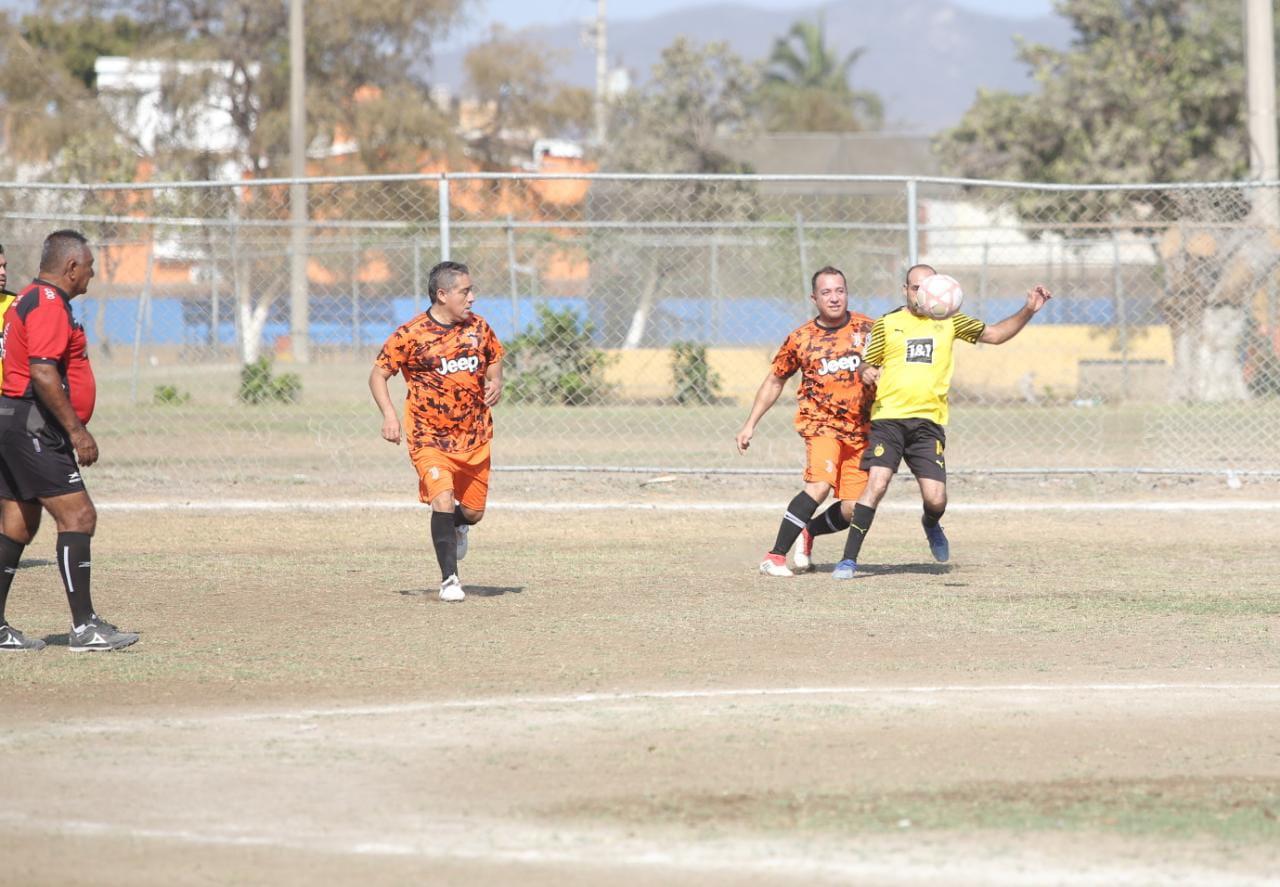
[369,261,505,602]
[0,230,138,652]
[736,266,877,577]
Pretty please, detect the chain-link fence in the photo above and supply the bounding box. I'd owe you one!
[1,173,1278,497]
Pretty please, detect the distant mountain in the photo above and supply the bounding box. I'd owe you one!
[428,0,1071,133]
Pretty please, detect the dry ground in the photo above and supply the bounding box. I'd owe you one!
[2,474,1280,885]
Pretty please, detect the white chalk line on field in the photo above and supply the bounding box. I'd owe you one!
[1,812,1273,887]
[10,682,1280,740]
[97,498,1280,512]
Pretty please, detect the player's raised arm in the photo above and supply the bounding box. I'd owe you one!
[736,371,787,454]
[368,365,402,445]
[978,284,1052,345]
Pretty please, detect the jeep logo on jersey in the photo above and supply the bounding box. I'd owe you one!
[817,354,862,376]
[906,338,934,363]
[437,355,480,375]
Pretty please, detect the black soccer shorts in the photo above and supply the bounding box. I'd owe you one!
[0,399,88,501]
[859,418,947,482]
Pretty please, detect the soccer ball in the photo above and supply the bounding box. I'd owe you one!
[914,274,964,319]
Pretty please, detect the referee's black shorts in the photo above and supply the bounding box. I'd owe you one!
[0,398,87,501]
[859,417,947,482]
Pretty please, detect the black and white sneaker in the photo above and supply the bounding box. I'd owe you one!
[68,616,139,653]
[0,623,46,652]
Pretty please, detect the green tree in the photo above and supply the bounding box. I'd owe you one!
[605,38,759,178]
[758,19,883,132]
[597,40,764,347]
[463,26,592,170]
[26,0,471,177]
[936,0,1269,402]
[19,9,163,89]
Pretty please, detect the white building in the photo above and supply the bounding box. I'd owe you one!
[94,55,254,176]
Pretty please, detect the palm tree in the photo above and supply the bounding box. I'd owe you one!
[760,18,884,132]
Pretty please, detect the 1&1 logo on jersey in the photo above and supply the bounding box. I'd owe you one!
[906,338,934,363]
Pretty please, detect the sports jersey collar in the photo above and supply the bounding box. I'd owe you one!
[425,306,470,330]
[813,311,850,332]
[31,278,71,304]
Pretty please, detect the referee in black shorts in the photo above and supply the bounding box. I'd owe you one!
[0,230,137,652]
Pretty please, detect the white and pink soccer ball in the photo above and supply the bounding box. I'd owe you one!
[913,273,964,319]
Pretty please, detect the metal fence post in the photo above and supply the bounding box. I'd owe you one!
[412,236,422,315]
[438,175,451,261]
[978,241,989,319]
[906,178,919,266]
[506,214,519,335]
[794,211,809,296]
[210,253,220,351]
[1113,230,1128,395]
[351,240,362,351]
[130,232,155,404]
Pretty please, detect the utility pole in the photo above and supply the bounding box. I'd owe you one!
[1244,0,1279,226]
[593,0,607,147]
[288,0,310,363]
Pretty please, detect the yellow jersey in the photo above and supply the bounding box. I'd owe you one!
[863,307,985,425]
[0,289,15,389]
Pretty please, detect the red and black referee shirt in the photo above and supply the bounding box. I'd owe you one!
[0,279,96,425]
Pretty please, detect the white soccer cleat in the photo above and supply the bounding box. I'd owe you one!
[456,524,469,561]
[758,553,794,578]
[792,528,814,572]
[439,574,465,602]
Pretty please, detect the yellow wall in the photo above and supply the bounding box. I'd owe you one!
[603,325,1174,403]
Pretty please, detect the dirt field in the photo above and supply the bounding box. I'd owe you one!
[3,474,1280,885]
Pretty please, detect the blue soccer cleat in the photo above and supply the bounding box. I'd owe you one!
[832,558,857,580]
[923,518,950,563]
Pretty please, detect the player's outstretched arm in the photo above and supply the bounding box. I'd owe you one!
[978,284,1052,345]
[736,372,786,454]
[368,365,402,445]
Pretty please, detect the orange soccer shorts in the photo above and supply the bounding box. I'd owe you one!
[804,435,869,501]
[409,441,491,511]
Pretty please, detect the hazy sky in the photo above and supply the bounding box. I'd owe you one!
[461,0,1057,38]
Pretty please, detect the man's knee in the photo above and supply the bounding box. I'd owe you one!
[429,490,457,512]
[802,481,832,503]
[860,469,893,506]
[53,501,96,535]
[460,506,484,525]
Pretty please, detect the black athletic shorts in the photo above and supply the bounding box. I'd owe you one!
[859,417,947,482]
[0,397,87,501]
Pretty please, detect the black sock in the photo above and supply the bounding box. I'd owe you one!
[453,510,475,527]
[57,532,95,628]
[770,492,819,556]
[922,506,945,528]
[431,511,458,581]
[0,534,24,626]
[807,503,850,539]
[841,504,878,563]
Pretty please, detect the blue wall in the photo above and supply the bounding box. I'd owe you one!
[76,292,1157,351]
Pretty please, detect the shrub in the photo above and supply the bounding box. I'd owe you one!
[505,305,612,406]
[152,384,190,405]
[238,357,302,404]
[671,341,723,405]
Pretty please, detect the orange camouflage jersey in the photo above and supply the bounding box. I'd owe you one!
[374,310,505,453]
[770,311,876,441]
